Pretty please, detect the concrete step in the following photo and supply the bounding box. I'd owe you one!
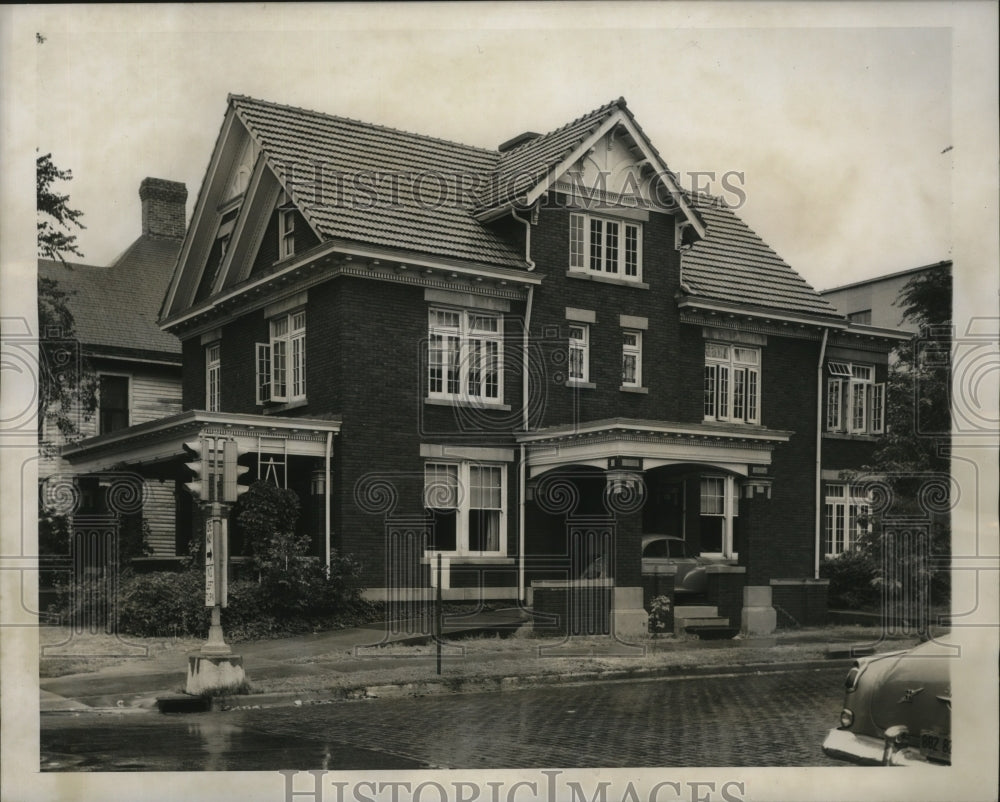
[685,625,740,640]
[676,616,730,630]
[673,605,719,619]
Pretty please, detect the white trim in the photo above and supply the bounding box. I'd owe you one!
[162,109,237,317]
[523,110,706,238]
[516,418,792,444]
[679,298,849,330]
[161,240,540,333]
[200,329,222,345]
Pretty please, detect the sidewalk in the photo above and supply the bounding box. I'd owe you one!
[39,612,915,713]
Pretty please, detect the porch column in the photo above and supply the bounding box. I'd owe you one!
[604,472,647,639]
[737,479,777,636]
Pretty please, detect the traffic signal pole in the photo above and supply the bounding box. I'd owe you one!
[182,435,249,694]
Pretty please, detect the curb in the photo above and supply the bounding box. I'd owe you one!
[213,658,852,711]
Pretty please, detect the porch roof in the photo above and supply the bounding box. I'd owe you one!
[515,417,793,477]
[61,410,341,473]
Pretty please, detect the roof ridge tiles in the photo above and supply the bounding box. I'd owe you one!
[229,94,499,159]
[495,97,625,158]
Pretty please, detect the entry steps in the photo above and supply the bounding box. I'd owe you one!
[673,605,737,639]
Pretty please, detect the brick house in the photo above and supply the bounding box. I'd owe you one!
[62,95,908,631]
[40,178,187,562]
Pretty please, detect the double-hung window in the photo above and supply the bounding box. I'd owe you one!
[567,324,590,383]
[427,309,503,403]
[826,361,884,435]
[824,483,872,556]
[205,342,221,412]
[700,475,739,558]
[704,344,760,424]
[278,206,296,260]
[424,462,505,555]
[98,374,130,434]
[569,212,642,280]
[257,310,306,404]
[622,330,642,387]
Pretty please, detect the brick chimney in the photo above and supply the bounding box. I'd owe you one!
[139,177,188,240]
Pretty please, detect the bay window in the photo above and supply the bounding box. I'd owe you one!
[569,212,642,280]
[424,461,506,555]
[704,343,760,424]
[427,309,503,403]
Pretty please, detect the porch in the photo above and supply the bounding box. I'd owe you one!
[516,418,791,637]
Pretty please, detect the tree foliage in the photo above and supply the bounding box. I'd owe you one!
[859,262,953,611]
[37,152,85,262]
[36,153,98,445]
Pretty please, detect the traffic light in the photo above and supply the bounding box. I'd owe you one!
[183,438,211,501]
[222,439,252,503]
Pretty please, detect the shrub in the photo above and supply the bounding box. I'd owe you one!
[820,550,880,610]
[648,595,673,636]
[116,569,208,637]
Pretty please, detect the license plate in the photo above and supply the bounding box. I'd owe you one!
[919,730,951,763]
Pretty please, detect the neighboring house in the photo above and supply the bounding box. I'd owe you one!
[819,261,952,331]
[61,95,908,630]
[40,178,187,561]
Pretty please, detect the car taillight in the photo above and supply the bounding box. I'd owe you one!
[844,666,861,691]
[839,708,854,728]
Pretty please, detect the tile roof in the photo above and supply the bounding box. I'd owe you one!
[477,98,624,211]
[680,197,843,319]
[229,95,524,269]
[227,95,839,320]
[39,235,183,358]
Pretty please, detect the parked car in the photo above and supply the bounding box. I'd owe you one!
[640,535,709,595]
[822,637,952,766]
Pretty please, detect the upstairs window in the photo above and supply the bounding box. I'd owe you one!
[98,375,130,434]
[256,310,306,404]
[704,344,760,424]
[622,330,642,388]
[826,361,884,435]
[569,212,642,280]
[278,206,296,260]
[205,342,221,412]
[427,309,503,403]
[567,324,590,383]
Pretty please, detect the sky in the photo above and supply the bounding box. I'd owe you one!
[21,4,971,293]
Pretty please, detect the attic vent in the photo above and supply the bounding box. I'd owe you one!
[498,131,541,153]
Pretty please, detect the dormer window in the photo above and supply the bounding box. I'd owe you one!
[279,205,296,260]
[569,212,642,281]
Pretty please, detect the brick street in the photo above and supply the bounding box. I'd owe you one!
[42,666,846,770]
